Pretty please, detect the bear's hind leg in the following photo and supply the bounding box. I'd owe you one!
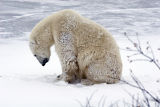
[84,53,122,84]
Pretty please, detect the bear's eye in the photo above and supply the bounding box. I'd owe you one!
[34,55,37,57]
[30,41,36,46]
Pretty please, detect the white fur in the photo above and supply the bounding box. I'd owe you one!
[29,9,122,85]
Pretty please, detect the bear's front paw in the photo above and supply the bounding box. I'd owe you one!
[57,73,76,83]
[63,74,76,83]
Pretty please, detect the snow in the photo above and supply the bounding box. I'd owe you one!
[0,0,160,106]
[0,37,159,107]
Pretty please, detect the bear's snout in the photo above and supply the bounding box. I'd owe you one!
[41,58,49,66]
[35,55,49,66]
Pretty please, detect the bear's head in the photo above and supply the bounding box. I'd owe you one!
[29,23,54,66]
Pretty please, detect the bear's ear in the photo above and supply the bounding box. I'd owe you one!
[35,39,40,45]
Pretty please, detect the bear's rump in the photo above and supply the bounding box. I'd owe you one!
[78,50,122,83]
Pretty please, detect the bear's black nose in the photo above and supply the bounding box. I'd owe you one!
[41,58,49,66]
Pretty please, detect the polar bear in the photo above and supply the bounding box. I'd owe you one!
[29,9,122,85]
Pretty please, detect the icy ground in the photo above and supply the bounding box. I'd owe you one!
[0,0,160,107]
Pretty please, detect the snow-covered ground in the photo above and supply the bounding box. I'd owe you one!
[0,0,160,107]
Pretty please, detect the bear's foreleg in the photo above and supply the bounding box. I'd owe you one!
[57,51,79,83]
[56,32,79,83]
